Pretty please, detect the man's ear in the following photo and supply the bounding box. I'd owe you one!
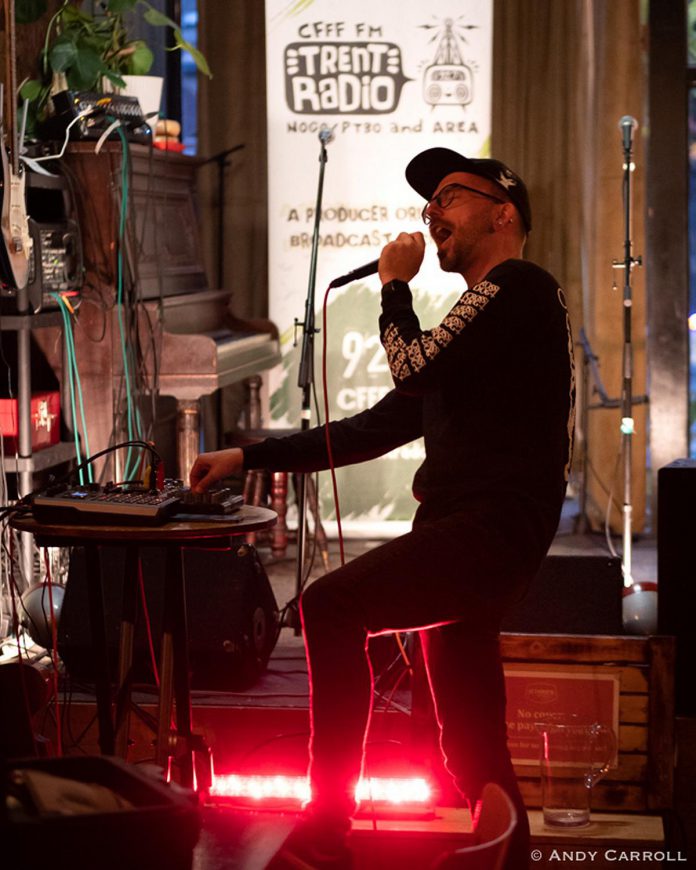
[495,202,517,228]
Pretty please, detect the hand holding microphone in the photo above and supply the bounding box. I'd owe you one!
[378,232,426,285]
[329,232,426,288]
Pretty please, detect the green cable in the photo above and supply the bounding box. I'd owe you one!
[55,294,93,483]
[120,130,146,468]
[51,294,83,483]
[114,125,139,479]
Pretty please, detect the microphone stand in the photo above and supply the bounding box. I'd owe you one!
[613,118,642,587]
[574,328,648,536]
[289,128,332,634]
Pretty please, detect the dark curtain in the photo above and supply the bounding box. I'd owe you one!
[198,0,268,321]
[492,0,646,531]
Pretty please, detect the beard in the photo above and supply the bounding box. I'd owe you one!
[435,218,490,274]
[437,236,474,273]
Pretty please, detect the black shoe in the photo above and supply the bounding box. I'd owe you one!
[265,812,353,870]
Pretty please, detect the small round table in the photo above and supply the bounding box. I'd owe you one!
[12,506,276,788]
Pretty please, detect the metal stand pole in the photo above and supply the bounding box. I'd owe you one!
[614,117,643,587]
[16,290,34,588]
[289,128,333,634]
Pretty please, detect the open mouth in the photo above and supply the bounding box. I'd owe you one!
[430,223,452,247]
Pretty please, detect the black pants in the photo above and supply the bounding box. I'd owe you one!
[300,499,546,870]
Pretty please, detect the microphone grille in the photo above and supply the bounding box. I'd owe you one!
[319,124,335,145]
[618,115,638,132]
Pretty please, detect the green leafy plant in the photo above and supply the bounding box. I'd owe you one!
[17,0,210,123]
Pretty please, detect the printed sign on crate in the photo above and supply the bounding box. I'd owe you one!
[504,668,620,766]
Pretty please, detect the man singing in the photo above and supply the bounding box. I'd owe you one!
[190,147,575,869]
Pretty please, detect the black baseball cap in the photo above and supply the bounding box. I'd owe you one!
[405,148,532,232]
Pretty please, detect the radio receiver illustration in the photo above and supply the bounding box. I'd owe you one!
[422,17,477,108]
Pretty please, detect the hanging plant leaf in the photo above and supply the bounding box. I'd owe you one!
[49,36,79,73]
[15,0,47,24]
[82,33,114,57]
[61,3,93,24]
[71,47,105,90]
[126,40,154,75]
[173,30,212,77]
[102,70,127,90]
[29,0,211,98]
[142,6,177,29]
[19,79,44,101]
[107,0,139,12]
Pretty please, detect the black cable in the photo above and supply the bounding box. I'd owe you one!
[47,439,161,489]
[372,667,411,715]
[73,293,109,343]
[373,647,410,690]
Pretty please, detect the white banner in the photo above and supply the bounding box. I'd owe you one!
[265,0,493,530]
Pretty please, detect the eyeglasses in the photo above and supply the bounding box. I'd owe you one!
[421,183,506,225]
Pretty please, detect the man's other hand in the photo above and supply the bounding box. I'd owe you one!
[378,231,426,285]
[189,448,244,493]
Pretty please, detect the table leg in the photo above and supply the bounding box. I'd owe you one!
[156,566,175,771]
[84,545,114,755]
[171,546,194,787]
[114,545,139,758]
[157,545,194,787]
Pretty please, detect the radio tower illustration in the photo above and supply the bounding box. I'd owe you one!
[422,17,476,108]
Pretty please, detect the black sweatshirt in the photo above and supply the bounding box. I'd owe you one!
[243,259,575,547]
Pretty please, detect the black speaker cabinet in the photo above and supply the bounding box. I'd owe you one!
[501,555,623,634]
[58,542,278,691]
[658,458,695,714]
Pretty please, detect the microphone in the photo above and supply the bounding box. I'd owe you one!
[618,115,638,151]
[318,124,334,145]
[329,259,380,288]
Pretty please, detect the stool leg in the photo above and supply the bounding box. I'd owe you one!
[176,399,201,484]
[84,545,114,755]
[245,470,266,547]
[243,469,256,504]
[305,475,330,571]
[244,375,263,429]
[270,472,289,559]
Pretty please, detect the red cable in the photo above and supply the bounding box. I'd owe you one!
[321,283,345,566]
[43,549,62,756]
[137,560,160,688]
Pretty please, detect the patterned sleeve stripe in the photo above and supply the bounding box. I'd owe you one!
[382,280,501,382]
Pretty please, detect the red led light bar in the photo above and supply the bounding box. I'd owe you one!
[209,774,433,807]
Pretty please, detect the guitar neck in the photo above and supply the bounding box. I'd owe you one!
[4,0,20,176]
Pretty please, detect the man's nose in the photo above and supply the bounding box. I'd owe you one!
[424,199,443,223]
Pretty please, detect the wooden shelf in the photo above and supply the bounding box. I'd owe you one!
[6,442,77,473]
[0,310,63,330]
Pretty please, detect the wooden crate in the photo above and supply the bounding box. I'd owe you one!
[501,634,675,812]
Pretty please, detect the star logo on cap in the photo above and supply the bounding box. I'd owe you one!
[496,170,517,190]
